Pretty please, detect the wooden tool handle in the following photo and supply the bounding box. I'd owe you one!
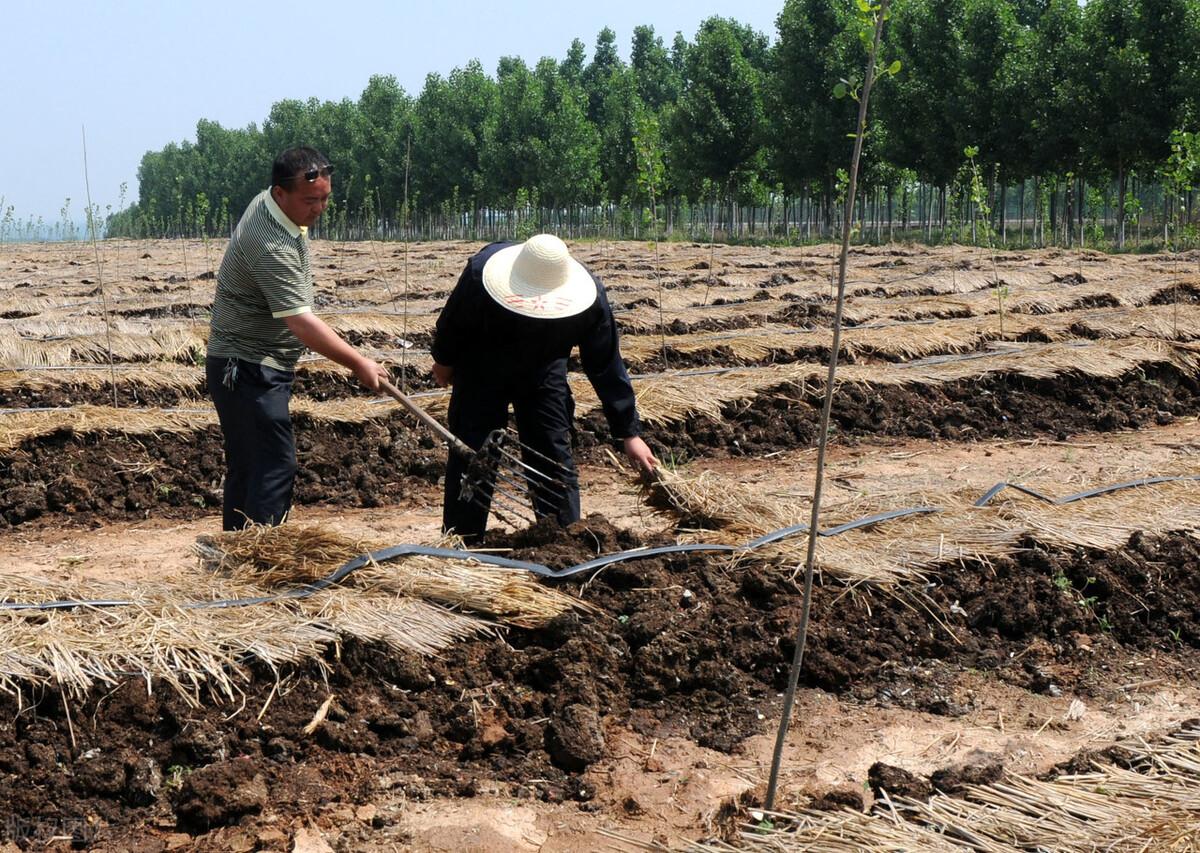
[378,378,472,457]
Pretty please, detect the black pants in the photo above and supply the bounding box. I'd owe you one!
[206,356,297,531]
[443,366,580,543]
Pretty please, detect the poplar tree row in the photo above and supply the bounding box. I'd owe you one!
[110,0,1200,248]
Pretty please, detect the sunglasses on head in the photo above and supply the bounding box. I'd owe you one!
[282,165,334,184]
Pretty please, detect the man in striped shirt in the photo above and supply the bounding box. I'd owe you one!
[207,146,387,530]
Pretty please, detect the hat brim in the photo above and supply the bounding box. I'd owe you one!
[481,244,597,319]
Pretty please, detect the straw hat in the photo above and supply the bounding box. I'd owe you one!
[481,234,597,319]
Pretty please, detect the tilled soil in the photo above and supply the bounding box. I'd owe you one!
[1,517,1197,847]
[0,367,436,409]
[5,364,1199,527]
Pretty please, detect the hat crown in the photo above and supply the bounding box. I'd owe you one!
[511,234,573,293]
[480,233,597,319]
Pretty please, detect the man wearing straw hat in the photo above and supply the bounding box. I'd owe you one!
[207,146,388,531]
[432,234,658,543]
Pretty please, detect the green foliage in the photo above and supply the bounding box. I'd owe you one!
[669,17,767,198]
[634,110,665,210]
[110,1,1200,249]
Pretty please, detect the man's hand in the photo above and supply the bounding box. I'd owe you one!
[623,436,659,476]
[354,356,388,392]
[432,362,455,388]
[285,312,388,391]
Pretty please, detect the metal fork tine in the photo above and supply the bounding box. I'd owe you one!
[481,429,573,483]
[501,429,575,477]
[465,463,540,503]
[484,491,537,525]
[491,445,563,486]
[467,494,528,528]
[492,483,536,511]
[459,473,538,524]
[492,470,540,503]
[458,487,530,527]
[465,477,533,513]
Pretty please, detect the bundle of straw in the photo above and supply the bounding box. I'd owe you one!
[672,726,1200,852]
[647,469,1200,587]
[206,523,583,629]
[0,522,581,702]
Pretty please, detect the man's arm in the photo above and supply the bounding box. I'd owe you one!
[578,282,658,474]
[431,258,484,388]
[285,312,387,390]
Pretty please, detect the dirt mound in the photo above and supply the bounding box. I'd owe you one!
[644,362,1200,461]
[1,518,1197,846]
[0,367,436,409]
[7,363,1200,528]
[6,360,1200,530]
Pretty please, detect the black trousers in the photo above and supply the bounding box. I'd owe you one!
[206,356,297,531]
[443,366,580,543]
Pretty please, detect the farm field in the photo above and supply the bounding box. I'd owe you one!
[3,237,1200,850]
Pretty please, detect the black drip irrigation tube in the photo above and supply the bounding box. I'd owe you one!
[4,475,1198,614]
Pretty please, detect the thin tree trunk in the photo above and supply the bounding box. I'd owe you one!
[940,185,948,242]
[1076,174,1085,246]
[1000,182,1007,244]
[1049,180,1057,244]
[887,186,894,243]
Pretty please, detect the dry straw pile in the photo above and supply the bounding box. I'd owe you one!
[0,524,578,703]
[670,727,1200,852]
[5,336,1198,462]
[648,469,1200,587]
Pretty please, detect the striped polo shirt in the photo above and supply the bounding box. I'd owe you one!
[208,189,313,370]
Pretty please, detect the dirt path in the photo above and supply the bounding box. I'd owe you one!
[98,674,1198,852]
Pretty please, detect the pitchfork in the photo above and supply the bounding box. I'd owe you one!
[379,378,573,526]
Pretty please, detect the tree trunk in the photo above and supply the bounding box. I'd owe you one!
[940,185,948,241]
[1019,180,1027,246]
[999,182,1007,244]
[1065,181,1074,248]
[887,186,894,243]
[1077,174,1085,246]
[1049,181,1057,244]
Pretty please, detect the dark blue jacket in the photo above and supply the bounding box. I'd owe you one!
[431,242,641,439]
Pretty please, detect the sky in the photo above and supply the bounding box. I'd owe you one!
[4,0,785,227]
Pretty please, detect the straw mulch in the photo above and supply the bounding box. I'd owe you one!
[647,470,1017,586]
[0,311,441,373]
[207,523,583,629]
[645,468,804,540]
[613,264,1197,334]
[0,572,473,704]
[618,304,1200,366]
[0,327,206,367]
[0,524,579,703]
[0,404,213,453]
[998,478,1200,551]
[0,362,203,396]
[324,310,438,339]
[618,301,785,334]
[0,394,443,452]
[647,469,1200,587]
[4,337,1198,448]
[597,338,1200,427]
[843,275,1194,325]
[676,727,1200,852]
[0,349,434,401]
